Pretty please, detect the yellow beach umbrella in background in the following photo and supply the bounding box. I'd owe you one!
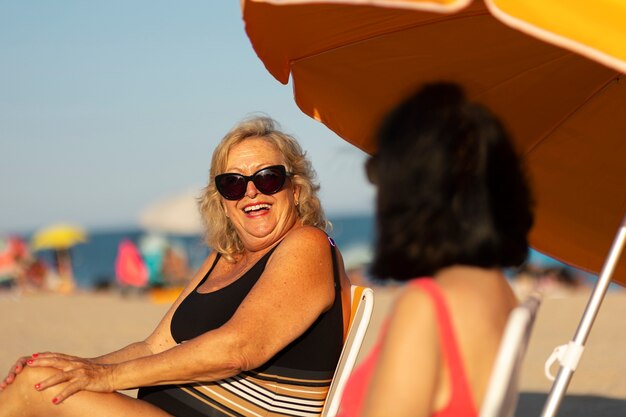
[31,223,87,293]
[31,223,87,251]
[241,1,626,415]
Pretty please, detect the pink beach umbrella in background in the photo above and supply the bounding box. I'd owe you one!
[241,0,626,415]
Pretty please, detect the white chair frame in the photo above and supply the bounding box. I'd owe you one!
[479,292,542,417]
[321,285,375,417]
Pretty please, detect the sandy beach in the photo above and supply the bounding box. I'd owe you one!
[2,286,626,416]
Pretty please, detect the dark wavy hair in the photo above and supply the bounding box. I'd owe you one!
[368,83,534,280]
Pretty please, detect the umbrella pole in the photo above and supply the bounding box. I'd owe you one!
[541,213,626,417]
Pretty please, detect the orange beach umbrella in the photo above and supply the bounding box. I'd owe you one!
[242,0,626,286]
[241,1,626,414]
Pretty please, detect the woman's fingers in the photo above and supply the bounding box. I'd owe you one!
[34,368,71,391]
[28,352,71,363]
[30,370,79,405]
[29,357,116,403]
[48,380,84,405]
[0,352,114,402]
[1,355,32,388]
[13,355,31,372]
[26,353,85,371]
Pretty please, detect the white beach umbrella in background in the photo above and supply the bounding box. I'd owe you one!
[138,189,204,235]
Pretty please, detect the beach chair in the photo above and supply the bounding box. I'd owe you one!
[479,292,542,417]
[321,285,375,417]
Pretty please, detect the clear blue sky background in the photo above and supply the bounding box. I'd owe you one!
[0,1,374,234]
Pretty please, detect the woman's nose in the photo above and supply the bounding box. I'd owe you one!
[245,179,259,198]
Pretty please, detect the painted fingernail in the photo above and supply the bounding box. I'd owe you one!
[27,360,33,365]
[32,353,39,358]
[34,383,41,390]
[52,397,59,404]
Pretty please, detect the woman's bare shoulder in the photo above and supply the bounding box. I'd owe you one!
[279,225,331,252]
[385,282,440,332]
[286,224,329,239]
[380,282,441,361]
[397,281,437,308]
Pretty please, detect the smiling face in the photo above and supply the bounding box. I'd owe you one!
[221,137,301,252]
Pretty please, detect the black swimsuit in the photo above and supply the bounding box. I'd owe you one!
[138,239,343,417]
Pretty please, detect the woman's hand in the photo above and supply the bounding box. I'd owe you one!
[0,355,32,389]
[27,352,117,404]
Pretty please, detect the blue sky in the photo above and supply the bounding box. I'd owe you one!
[0,1,374,234]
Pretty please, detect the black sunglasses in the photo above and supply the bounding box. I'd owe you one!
[215,165,291,200]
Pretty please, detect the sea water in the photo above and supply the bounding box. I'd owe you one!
[33,213,599,290]
[38,215,376,289]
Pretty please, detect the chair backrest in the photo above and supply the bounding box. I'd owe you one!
[479,292,542,417]
[321,285,375,417]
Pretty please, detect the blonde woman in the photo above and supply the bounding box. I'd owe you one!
[1,116,352,417]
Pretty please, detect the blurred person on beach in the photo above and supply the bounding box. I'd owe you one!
[0,236,49,293]
[338,83,534,417]
[513,264,589,298]
[0,116,352,417]
[139,233,168,287]
[0,236,28,290]
[161,244,191,285]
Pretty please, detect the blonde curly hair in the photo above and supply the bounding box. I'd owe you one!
[199,116,328,261]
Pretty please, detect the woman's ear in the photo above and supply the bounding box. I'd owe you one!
[292,180,301,206]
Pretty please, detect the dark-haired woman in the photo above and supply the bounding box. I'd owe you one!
[0,116,352,417]
[338,83,534,417]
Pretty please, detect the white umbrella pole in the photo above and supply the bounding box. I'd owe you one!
[541,213,626,417]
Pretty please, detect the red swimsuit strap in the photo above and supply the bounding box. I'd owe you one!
[410,279,477,417]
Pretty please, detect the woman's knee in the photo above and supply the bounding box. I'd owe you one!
[14,365,59,388]
[0,367,59,417]
[1,365,61,404]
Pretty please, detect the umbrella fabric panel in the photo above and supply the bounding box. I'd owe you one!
[528,79,626,280]
[245,0,626,74]
[290,8,591,153]
[243,1,484,85]
[490,0,626,73]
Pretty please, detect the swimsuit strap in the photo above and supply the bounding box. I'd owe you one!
[410,279,477,416]
[328,237,340,289]
[195,252,221,287]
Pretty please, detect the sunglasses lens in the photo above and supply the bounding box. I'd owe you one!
[254,167,286,195]
[216,174,247,200]
[215,166,288,200]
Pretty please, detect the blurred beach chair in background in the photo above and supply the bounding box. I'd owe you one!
[479,292,542,417]
[322,285,375,417]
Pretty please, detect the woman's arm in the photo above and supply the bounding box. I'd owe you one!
[29,228,340,402]
[0,251,218,392]
[91,251,220,365]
